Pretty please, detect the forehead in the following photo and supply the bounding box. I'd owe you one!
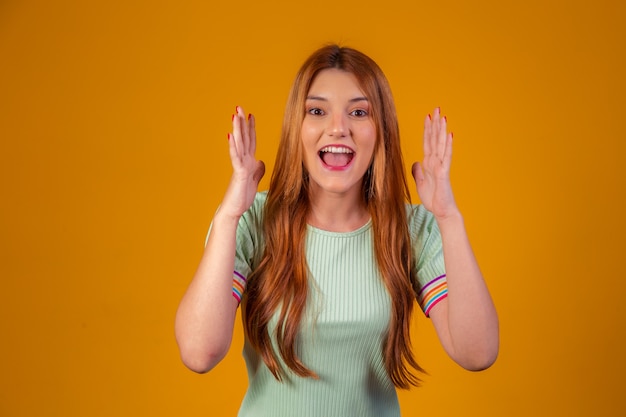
[307,68,365,97]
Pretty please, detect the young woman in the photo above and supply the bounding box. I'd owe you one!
[175,44,499,416]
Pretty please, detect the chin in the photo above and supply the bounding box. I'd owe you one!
[308,177,364,197]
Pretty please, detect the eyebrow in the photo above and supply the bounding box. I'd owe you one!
[306,95,369,103]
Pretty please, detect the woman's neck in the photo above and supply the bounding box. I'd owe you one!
[307,188,370,232]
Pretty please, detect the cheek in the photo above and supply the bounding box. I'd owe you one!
[300,124,312,145]
[357,124,377,146]
[362,127,378,162]
[300,129,317,167]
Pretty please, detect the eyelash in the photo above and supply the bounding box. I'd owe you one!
[308,108,324,116]
[306,108,369,117]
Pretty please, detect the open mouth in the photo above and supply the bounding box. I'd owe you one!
[318,145,355,168]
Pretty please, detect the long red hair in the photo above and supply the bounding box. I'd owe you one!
[242,44,423,388]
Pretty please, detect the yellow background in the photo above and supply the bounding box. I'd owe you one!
[1,0,625,415]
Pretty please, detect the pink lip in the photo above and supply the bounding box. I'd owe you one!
[318,144,355,171]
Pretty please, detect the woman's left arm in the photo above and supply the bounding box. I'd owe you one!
[412,107,499,371]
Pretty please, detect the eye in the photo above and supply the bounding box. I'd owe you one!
[307,107,325,116]
[350,109,368,117]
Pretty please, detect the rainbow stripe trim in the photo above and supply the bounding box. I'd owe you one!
[418,274,448,317]
[232,271,247,304]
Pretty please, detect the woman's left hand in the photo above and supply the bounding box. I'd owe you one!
[414,110,499,371]
[412,107,459,220]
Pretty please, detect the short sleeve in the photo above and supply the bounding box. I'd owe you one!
[205,192,266,303]
[407,204,448,317]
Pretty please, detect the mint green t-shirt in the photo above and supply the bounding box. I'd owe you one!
[232,192,447,417]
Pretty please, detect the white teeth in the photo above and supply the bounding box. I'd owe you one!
[319,146,354,154]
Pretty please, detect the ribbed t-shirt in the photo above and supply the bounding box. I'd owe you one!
[230,191,447,417]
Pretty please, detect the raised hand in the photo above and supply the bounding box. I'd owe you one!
[221,106,266,219]
[175,106,264,372]
[411,107,458,220]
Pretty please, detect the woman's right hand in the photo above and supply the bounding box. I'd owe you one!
[176,106,262,373]
[221,106,265,219]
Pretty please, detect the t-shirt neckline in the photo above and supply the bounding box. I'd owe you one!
[306,218,372,237]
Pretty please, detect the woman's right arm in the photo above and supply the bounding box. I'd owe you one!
[175,107,265,373]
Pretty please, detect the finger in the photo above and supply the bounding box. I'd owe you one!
[411,161,424,184]
[443,132,453,170]
[429,107,442,156]
[248,113,257,155]
[232,108,244,157]
[423,113,432,156]
[437,113,448,161]
[237,106,251,155]
[227,132,241,168]
[235,106,250,156]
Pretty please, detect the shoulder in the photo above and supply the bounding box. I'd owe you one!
[237,191,268,239]
[251,190,268,213]
[405,203,439,240]
[242,191,268,222]
[235,192,268,262]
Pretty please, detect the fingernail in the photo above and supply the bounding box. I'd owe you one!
[428,114,432,120]
[227,133,230,140]
[248,113,252,120]
[235,106,240,113]
[444,116,447,122]
[232,114,235,121]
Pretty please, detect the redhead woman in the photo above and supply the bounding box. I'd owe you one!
[175,44,499,416]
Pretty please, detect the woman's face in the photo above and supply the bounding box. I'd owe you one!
[301,68,376,200]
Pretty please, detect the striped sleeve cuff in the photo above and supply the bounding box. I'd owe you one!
[417,274,448,317]
[232,271,247,304]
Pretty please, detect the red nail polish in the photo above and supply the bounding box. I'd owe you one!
[428,114,432,120]
[227,133,230,140]
[232,114,235,121]
[248,113,252,120]
[444,116,447,122]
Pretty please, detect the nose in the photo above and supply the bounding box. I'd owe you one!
[327,112,347,137]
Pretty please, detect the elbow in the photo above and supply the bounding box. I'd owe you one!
[459,349,498,372]
[176,335,231,374]
[179,346,229,374]
[175,319,233,373]
[455,340,499,372]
